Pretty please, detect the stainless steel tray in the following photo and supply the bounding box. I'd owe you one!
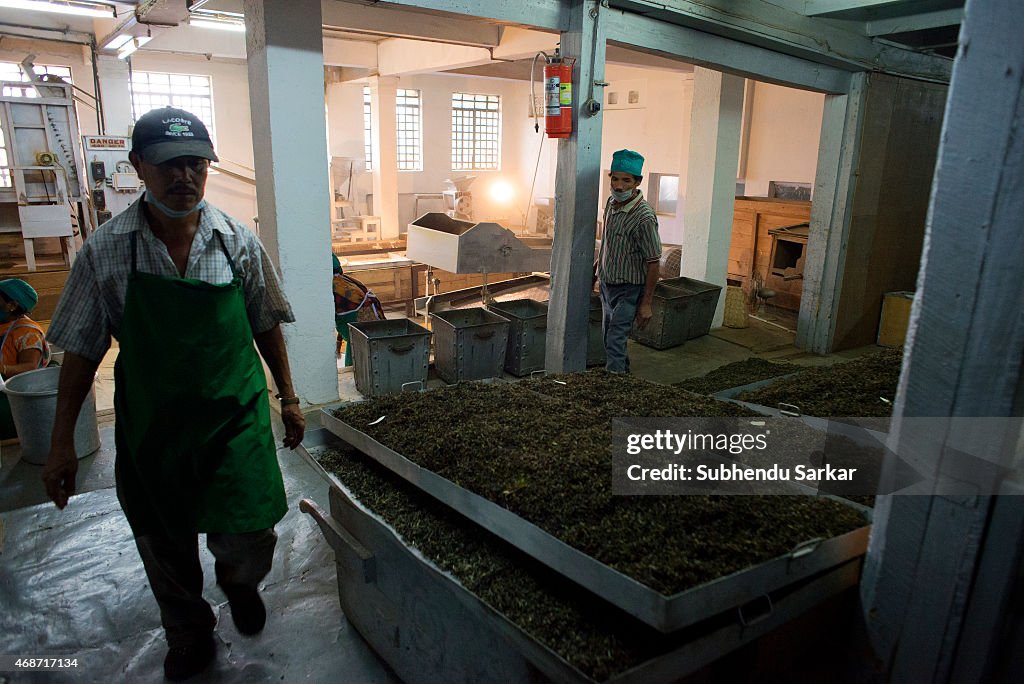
[318,410,872,634]
[298,429,863,683]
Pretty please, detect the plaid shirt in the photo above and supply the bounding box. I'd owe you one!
[598,191,662,285]
[47,198,295,363]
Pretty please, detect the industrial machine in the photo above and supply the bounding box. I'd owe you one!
[0,67,87,271]
[441,175,475,221]
[81,135,143,230]
[407,212,552,315]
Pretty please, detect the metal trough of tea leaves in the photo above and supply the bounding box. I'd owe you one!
[299,429,865,683]
[321,408,871,634]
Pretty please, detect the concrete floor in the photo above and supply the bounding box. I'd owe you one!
[0,319,878,682]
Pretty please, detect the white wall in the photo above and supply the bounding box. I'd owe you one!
[128,53,259,230]
[326,73,542,232]
[600,65,692,244]
[743,82,824,197]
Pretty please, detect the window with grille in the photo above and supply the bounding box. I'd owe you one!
[0,62,75,187]
[396,89,421,171]
[362,85,372,172]
[129,71,215,144]
[451,93,500,171]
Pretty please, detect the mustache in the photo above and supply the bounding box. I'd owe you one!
[168,184,197,194]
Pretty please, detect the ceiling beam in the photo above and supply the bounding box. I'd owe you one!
[802,0,908,16]
[604,8,851,93]
[363,0,567,32]
[610,0,952,83]
[322,0,503,46]
[377,38,492,75]
[865,8,963,36]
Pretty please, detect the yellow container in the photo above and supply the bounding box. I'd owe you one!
[878,291,914,347]
[723,286,749,329]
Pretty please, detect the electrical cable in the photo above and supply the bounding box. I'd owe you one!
[529,51,551,133]
[520,128,546,232]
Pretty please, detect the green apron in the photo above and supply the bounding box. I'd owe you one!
[114,230,287,537]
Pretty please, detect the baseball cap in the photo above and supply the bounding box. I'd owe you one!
[131,107,219,165]
[0,278,39,313]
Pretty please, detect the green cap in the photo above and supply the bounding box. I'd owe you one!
[610,149,644,178]
[0,278,38,313]
[332,253,342,274]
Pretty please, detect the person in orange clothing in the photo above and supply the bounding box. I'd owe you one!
[0,278,51,439]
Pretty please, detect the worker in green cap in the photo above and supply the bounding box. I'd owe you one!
[0,278,51,439]
[594,149,662,373]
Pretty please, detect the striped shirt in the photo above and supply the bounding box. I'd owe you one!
[598,191,662,285]
[47,198,295,363]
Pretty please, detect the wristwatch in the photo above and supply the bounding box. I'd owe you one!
[275,393,301,406]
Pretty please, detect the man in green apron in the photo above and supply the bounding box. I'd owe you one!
[40,108,305,681]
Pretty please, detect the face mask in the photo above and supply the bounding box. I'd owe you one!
[145,190,206,219]
[611,188,634,203]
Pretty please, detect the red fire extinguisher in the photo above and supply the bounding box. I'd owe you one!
[543,50,575,139]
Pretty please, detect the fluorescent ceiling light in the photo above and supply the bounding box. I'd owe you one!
[102,33,133,51]
[117,35,151,60]
[190,18,245,32]
[0,0,115,18]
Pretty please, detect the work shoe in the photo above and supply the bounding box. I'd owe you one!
[220,582,267,636]
[164,635,216,681]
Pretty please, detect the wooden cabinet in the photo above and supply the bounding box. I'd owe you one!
[728,198,811,311]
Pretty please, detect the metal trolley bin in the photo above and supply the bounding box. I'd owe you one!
[631,277,723,350]
[430,307,510,384]
[488,299,548,377]
[349,319,432,396]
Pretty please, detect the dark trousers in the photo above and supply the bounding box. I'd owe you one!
[134,529,277,648]
[600,281,644,373]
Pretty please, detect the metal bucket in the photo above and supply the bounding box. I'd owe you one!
[1,366,101,465]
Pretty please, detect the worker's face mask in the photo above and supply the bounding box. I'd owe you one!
[145,190,207,219]
[611,188,634,203]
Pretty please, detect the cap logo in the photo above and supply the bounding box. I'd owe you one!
[161,117,196,138]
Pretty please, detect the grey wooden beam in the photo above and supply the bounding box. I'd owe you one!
[862,0,1024,679]
[604,9,851,94]
[610,0,953,82]
[322,0,503,46]
[865,8,964,37]
[803,0,907,16]
[796,72,867,352]
[546,0,605,373]
[369,0,567,32]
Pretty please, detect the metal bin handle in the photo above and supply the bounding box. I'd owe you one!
[530,369,548,379]
[473,330,496,341]
[389,343,416,354]
[789,537,824,560]
[737,594,773,628]
[300,499,376,583]
[401,380,424,392]
[779,402,802,417]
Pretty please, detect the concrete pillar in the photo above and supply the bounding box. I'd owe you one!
[368,76,400,237]
[681,67,744,326]
[546,0,605,373]
[243,0,338,405]
[96,54,132,135]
